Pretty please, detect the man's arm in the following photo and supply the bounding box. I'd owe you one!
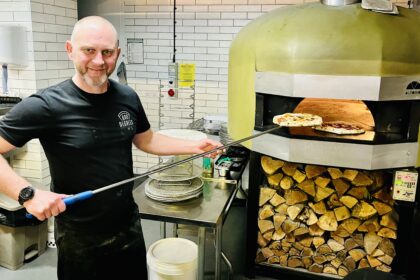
[0,136,67,221]
[132,128,221,156]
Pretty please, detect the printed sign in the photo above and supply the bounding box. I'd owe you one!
[179,63,195,88]
[392,170,418,202]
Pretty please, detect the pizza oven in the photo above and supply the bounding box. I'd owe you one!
[227,1,420,280]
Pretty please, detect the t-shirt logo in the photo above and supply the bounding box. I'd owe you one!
[118,111,134,130]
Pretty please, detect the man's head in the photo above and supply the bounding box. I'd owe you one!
[66,16,121,93]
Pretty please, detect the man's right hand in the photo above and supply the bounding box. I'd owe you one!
[24,189,69,221]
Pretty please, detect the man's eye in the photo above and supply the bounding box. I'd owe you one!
[102,50,114,57]
[83,49,95,54]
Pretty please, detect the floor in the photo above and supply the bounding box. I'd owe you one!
[0,204,275,280]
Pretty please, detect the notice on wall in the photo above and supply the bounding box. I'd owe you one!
[392,170,418,202]
[179,63,195,88]
[127,38,144,64]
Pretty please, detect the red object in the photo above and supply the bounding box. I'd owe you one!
[168,88,175,97]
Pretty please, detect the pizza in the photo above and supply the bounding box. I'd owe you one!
[273,113,323,127]
[314,121,365,135]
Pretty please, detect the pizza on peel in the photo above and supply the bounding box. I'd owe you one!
[273,113,323,127]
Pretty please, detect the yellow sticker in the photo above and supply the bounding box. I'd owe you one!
[179,63,195,88]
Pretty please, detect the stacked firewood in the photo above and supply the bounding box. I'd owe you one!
[255,156,397,277]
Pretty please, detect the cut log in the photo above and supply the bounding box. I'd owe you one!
[288,247,300,256]
[323,264,338,275]
[262,230,273,241]
[377,254,393,265]
[367,255,382,267]
[285,190,308,205]
[287,204,305,220]
[317,244,333,255]
[275,204,288,215]
[308,263,324,273]
[313,236,325,249]
[327,193,344,208]
[352,172,373,187]
[269,193,286,207]
[341,218,362,234]
[333,178,350,197]
[358,217,380,233]
[344,238,359,251]
[378,238,396,257]
[315,176,331,188]
[338,266,349,277]
[273,213,287,230]
[343,256,356,271]
[279,255,288,266]
[330,232,345,245]
[334,206,351,221]
[364,232,382,255]
[318,211,338,231]
[288,256,304,268]
[267,255,280,264]
[352,201,377,220]
[353,233,364,247]
[300,238,314,248]
[302,256,313,269]
[292,169,306,183]
[280,176,294,190]
[255,250,266,263]
[285,233,296,243]
[267,173,284,188]
[347,187,369,200]
[282,219,300,234]
[305,165,327,179]
[330,258,342,269]
[377,227,397,239]
[308,201,327,215]
[269,241,282,250]
[339,195,358,209]
[261,156,284,175]
[297,179,316,197]
[358,258,370,269]
[258,219,274,233]
[257,231,268,247]
[259,205,275,220]
[294,226,309,236]
[327,239,345,252]
[282,162,298,176]
[334,224,351,238]
[343,169,359,181]
[315,187,335,202]
[259,187,276,206]
[380,213,397,230]
[372,188,394,205]
[336,250,347,262]
[313,254,329,265]
[309,224,326,237]
[292,241,304,251]
[372,249,385,257]
[348,248,366,262]
[327,167,343,179]
[272,228,286,240]
[376,264,392,272]
[303,208,318,226]
[261,247,274,259]
[372,200,392,216]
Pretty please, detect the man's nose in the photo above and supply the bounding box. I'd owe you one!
[92,52,105,65]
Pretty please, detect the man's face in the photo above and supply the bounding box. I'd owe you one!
[66,23,120,92]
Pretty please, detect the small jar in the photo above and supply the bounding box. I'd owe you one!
[202,156,214,178]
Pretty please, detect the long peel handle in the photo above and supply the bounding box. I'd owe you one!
[25,190,94,219]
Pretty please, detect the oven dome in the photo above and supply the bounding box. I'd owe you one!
[228,3,420,145]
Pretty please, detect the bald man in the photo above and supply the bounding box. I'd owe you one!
[0,16,220,279]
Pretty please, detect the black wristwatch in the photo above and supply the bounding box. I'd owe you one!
[18,186,35,205]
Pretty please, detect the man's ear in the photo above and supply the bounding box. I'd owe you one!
[65,40,73,59]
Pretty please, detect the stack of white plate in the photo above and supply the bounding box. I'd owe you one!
[145,177,203,203]
[145,160,203,202]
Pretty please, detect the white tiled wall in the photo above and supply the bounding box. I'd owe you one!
[0,0,77,189]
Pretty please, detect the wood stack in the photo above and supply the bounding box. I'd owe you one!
[255,156,397,277]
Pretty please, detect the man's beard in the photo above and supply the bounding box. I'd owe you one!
[76,65,109,88]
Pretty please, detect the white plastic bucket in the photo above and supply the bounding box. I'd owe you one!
[147,238,198,280]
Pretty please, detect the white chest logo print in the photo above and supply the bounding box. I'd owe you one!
[118,111,134,130]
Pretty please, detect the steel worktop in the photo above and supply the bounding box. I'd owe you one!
[133,177,238,280]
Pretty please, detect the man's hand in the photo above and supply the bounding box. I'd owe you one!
[24,189,69,221]
[194,138,224,157]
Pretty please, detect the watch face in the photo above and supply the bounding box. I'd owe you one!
[19,187,35,205]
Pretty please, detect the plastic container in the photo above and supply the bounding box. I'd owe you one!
[147,238,198,280]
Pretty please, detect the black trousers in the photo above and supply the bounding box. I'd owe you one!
[55,213,148,280]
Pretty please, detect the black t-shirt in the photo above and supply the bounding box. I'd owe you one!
[0,79,150,229]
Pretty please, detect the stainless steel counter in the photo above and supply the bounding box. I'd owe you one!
[133,178,238,280]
